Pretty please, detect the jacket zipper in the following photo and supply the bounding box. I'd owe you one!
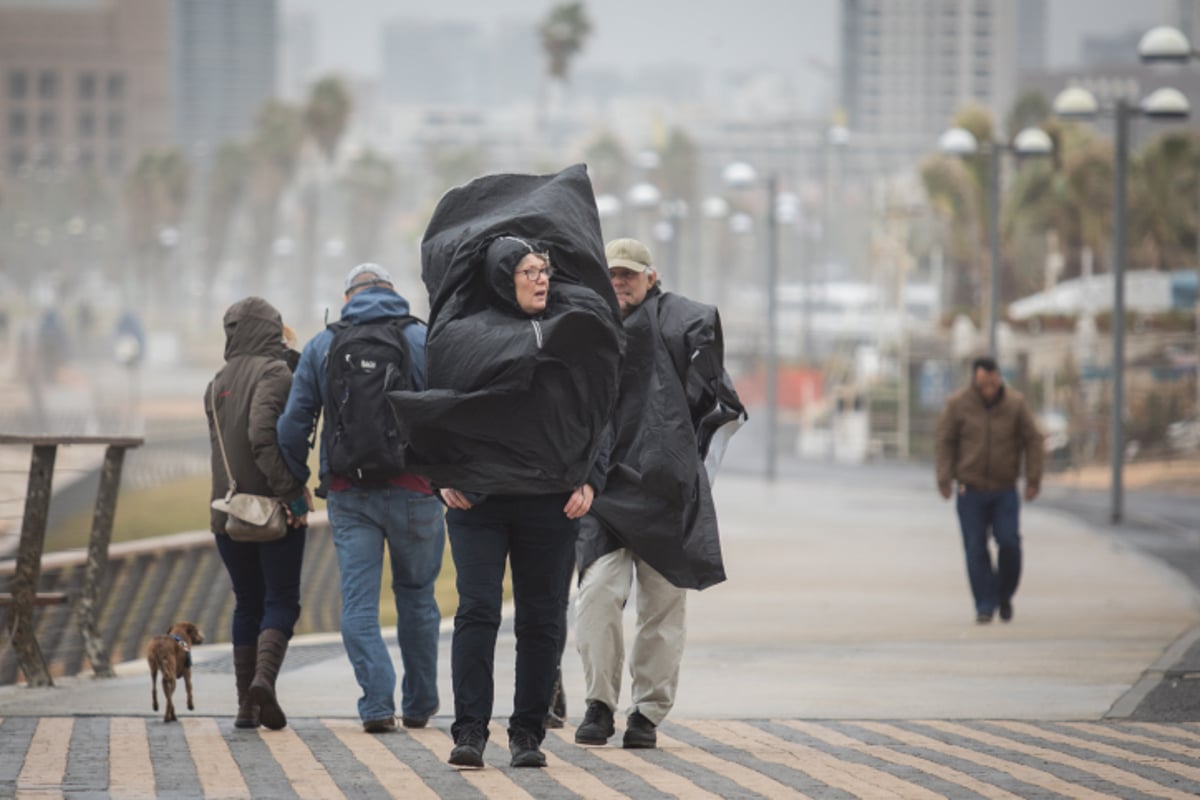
[531,319,543,349]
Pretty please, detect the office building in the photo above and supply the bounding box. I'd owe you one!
[0,0,171,177]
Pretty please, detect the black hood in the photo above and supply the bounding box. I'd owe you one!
[222,296,286,362]
[485,235,539,317]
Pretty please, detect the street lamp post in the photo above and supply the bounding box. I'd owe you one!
[936,126,1053,356]
[723,161,779,482]
[1139,24,1200,447]
[1053,83,1190,523]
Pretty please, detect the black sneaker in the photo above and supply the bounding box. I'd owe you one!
[622,711,657,749]
[999,600,1013,622]
[508,728,547,768]
[574,701,615,745]
[448,727,487,768]
[976,611,994,624]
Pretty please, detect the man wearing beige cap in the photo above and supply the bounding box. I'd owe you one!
[574,238,745,749]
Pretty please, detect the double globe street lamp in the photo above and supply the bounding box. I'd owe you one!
[935,125,1054,357]
[1052,71,1190,524]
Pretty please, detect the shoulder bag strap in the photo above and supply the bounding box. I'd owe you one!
[208,388,238,496]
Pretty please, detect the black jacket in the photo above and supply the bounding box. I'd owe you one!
[578,286,746,590]
[205,297,305,534]
[388,164,624,495]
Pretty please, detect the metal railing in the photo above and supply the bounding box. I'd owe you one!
[0,514,341,686]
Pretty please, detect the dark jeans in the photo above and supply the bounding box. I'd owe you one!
[214,526,307,645]
[955,486,1021,615]
[447,493,578,743]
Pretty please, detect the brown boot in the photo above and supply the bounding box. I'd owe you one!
[248,629,289,730]
[233,645,260,729]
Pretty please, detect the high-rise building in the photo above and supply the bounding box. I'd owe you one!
[0,0,171,177]
[839,0,1018,166]
[1166,0,1200,49]
[172,0,277,160]
[1016,0,1047,71]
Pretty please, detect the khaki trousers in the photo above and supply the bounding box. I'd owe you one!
[575,548,687,725]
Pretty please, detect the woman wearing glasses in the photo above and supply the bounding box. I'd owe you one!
[389,166,623,770]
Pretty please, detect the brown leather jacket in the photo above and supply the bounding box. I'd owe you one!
[935,384,1044,493]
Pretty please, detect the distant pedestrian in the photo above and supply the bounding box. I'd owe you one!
[935,356,1044,624]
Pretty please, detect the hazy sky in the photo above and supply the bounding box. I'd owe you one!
[284,0,1170,95]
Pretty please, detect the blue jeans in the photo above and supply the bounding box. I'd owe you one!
[326,487,445,722]
[446,493,578,742]
[955,486,1022,615]
[215,526,307,645]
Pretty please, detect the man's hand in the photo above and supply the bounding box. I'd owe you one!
[440,488,474,510]
[939,484,953,500]
[1024,484,1040,502]
[564,484,594,519]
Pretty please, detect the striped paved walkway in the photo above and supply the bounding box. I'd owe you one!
[3,716,1200,798]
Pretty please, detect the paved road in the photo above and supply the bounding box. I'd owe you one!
[4,451,1200,797]
[5,714,1200,799]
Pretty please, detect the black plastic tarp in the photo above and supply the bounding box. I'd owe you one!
[388,164,625,495]
[578,286,746,590]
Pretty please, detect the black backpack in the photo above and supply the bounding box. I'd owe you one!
[322,315,419,488]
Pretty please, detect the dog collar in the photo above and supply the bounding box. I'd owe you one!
[171,633,193,668]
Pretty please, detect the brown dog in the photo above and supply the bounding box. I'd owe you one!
[146,622,204,722]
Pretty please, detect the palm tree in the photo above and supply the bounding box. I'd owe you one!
[920,153,982,312]
[1002,121,1114,296]
[123,148,190,306]
[537,1,592,150]
[300,76,352,323]
[582,131,628,197]
[339,148,397,265]
[246,101,304,297]
[202,142,249,315]
[1129,131,1200,271]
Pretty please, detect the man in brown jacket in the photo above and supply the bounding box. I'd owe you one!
[935,356,1044,624]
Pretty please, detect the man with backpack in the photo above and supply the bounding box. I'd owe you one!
[277,263,445,733]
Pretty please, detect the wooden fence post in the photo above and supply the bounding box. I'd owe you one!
[74,444,127,678]
[6,444,57,687]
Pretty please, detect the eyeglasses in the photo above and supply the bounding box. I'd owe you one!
[517,264,554,282]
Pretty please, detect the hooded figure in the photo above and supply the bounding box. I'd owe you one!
[204,296,308,734]
[388,164,624,495]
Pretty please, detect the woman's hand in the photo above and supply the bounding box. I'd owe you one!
[563,484,594,519]
[440,488,474,510]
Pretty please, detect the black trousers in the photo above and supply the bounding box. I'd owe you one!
[446,493,578,741]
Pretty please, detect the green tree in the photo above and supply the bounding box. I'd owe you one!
[246,101,304,297]
[202,142,250,316]
[300,76,353,322]
[539,1,592,83]
[124,149,190,305]
[582,131,628,197]
[340,148,398,265]
[1005,90,1050,142]
[1129,130,1200,271]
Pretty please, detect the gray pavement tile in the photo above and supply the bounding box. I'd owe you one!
[837,720,1074,800]
[221,719,300,800]
[654,722,856,800]
[757,719,989,800]
[367,726,487,800]
[902,720,1166,800]
[0,716,37,790]
[623,743,771,800]
[63,717,108,795]
[145,716,203,799]
[540,733,677,800]
[290,719,392,800]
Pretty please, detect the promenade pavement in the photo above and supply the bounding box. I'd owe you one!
[4,463,1200,797]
